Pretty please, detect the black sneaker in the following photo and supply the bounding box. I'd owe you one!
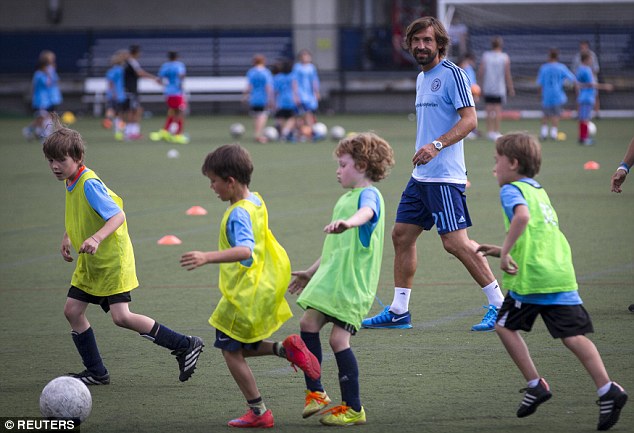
[597,382,628,431]
[172,336,204,382]
[69,369,110,385]
[517,378,552,418]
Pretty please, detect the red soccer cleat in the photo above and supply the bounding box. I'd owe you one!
[282,334,321,381]
[227,409,274,428]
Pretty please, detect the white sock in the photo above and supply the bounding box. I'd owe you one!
[540,125,548,137]
[390,287,411,314]
[598,382,613,397]
[550,127,558,139]
[527,378,541,388]
[482,280,504,308]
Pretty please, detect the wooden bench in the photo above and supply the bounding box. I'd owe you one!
[82,76,246,116]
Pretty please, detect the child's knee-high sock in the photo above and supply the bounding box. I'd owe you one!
[71,327,107,376]
[140,321,189,351]
[301,331,324,392]
[335,348,361,412]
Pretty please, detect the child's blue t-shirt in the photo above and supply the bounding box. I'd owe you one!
[32,70,51,110]
[106,65,126,103]
[226,193,259,266]
[536,62,576,107]
[67,169,121,221]
[246,66,273,107]
[500,177,581,305]
[273,72,296,110]
[292,62,319,109]
[158,61,186,96]
[576,64,596,105]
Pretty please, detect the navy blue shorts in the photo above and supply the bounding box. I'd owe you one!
[395,178,472,235]
[67,285,132,313]
[213,329,262,352]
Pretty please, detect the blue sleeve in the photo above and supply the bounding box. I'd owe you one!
[359,188,380,223]
[500,184,527,222]
[226,207,255,266]
[358,188,381,248]
[84,179,122,221]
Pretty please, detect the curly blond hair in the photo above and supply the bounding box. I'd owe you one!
[334,132,395,182]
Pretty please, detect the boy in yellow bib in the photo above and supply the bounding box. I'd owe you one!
[180,144,319,428]
[288,132,395,426]
[42,123,204,386]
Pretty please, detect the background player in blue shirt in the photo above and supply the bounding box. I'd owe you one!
[575,52,613,145]
[244,54,274,143]
[292,49,320,141]
[152,51,188,143]
[23,54,53,141]
[362,16,504,332]
[104,49,128,140]
[272,58,298,141]
[536,48,576,141]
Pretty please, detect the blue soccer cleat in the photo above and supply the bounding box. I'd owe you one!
[471,304,499,332]
[361,306,412,329]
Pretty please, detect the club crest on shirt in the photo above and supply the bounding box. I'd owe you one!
[431,78,441,92]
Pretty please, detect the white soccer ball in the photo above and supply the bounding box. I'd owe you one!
[587,121,597,136]
[40,376,92,423]
[330,125,346,141]
[167,149,180,159]
[263,126,279,141]
[312,122,328,140]
[168,122,179,135]
[229,123,245,139]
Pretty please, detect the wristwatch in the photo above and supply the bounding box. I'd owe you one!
[432,140,444,151]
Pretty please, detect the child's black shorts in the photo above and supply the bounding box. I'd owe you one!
[67,286,132,313]
[496,293,594,339]
[213,329,262,352]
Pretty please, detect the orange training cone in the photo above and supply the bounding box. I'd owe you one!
[157,235,182,245]
[186,206,208,216]
[583,161,600,170]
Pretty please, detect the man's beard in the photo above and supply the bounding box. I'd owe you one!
[414,48,437,67]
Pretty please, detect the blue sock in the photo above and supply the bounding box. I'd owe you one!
[335,348,361,412]
[144,322,189,351]
[71,327,107,376]
[300,331,324,392]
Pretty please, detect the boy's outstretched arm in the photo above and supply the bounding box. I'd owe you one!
[288,258,320,295]
[477,244,502,258]
[324,206,374,234]
[78,211,125,255]
[180,246,251,271]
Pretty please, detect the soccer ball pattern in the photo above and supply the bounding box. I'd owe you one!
[40,376,92,423]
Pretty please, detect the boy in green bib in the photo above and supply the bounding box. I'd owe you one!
[180,144,319,428]
[288,132,395,426]
[43,122,204,386]
[478,132,627,431]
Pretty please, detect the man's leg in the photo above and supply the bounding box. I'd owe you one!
[362,223,421,329]
[440,229,504,331]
